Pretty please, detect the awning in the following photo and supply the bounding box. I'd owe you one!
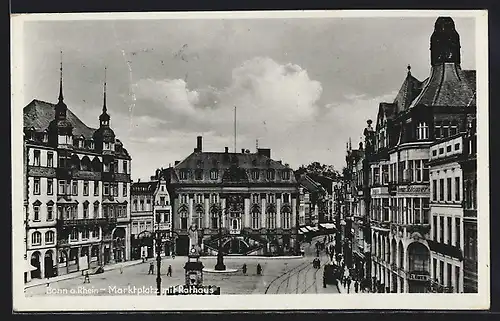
[298,230,304,235]
[299,227,309,234]
[25,260,38,272]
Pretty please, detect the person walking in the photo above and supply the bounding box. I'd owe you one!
[354,280,359,293]
[167,265,172,277]
[256,263,262,276]
[242,263,247,275]
[346,277,352,294]
[148,261,155,275]
[83,271,90,284]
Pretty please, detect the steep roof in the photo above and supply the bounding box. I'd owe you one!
[393,70,424,113]
[306,173,335,194]
[409,64,476,108]
[24,99,96,137]
[299,174,324,193]
[171,151,296,185]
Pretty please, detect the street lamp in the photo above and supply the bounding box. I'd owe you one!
[214,205,226,271]
[155,228,163,296]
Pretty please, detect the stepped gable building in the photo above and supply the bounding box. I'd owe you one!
[167,136,299,256]
[356,17,476,293]
[23,63,132,282]
[130,169,172,260]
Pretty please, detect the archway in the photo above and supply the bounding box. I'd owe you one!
[113,227,126,262]
[58,249,68,275]
[90,245,100,267]
[407,242,430,273]
[44,250,55,278]
[30,251,41,279]
[68,248,79,273]
[81,156,91,171]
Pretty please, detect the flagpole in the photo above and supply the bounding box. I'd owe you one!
[234,106,237,153]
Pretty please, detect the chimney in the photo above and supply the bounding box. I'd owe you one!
[257,148,271,158]
[174,160,180,166]
[197,136,202,152]
[225,147,229,153]
[150,176,156,180]
[138,178,141,183]
[241,148,245,153]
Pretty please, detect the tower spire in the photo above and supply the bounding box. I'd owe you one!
[58,50,64,102]
[103,66,107,114]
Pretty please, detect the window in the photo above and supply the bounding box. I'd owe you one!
[439,148,444,155]
[432,150,437,156]
[180,169,188,180]
[252,194,259,204]
[140,199,144,211]
[447,217,452,245]
[123,160,128,174]
[210,169,218,180]
[282,170,291,180]
[447,263,452,288]
[70,229,78,241]
[47,179,53,195]
[163,210,170,223]
[93,203,99,218]
[83,181,89,196]
[439,216,445,243]
[252,170,260,180]
[465,228,477,261]
[450,123,458,136]
[31,232,41,245]
[382,165,389,185]
[433,216,438,241]
[146,198,151,210]
[455,266,460,293]
[47,204,53,221]
[446,177,452,202]
[422,198,430,224]
[415,160,422,182]
[267,169,275,180]
[72,181,78,196]
[160,196,165,206]
[82,229,90,240]
[47,152,53,167]
[373,167,380,185]
[93,181,99,196]
[181,216,188,229]
[282,211,291,229]
[45,231,55,244]
[123,183,127,197]
[266,212,276,229]
[83,202,89,218]
[181,194,188,204]
[283,193,290,203]
[439,179,445,201]
[439,261,444,284]
[432,180,437,201]
[455,177,460,201]
[423,161,429,181]
[447,145,452,153]
[417,122,429,140]
[455,217,461,247]
[435,122,442,139]
[252,210,260,229]
[92,228,99,238]
[433,258,437,280]
[103,183,110,196]
[33,204,40,221]
[33,150,40,166]
[455,143,460,151]
[34,178,40,195]
[113,183,119,197]
[268,193,275,204]
[414,198,421,223]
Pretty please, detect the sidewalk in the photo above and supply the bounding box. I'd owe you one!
[24,259,144,289]
[336,280,370,294]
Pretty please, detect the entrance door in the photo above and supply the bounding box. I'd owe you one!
[44,251,55,278]
[30,252,41,279]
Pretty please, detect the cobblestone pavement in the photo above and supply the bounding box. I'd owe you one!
[25,236,339,296]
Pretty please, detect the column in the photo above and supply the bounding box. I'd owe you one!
[188,196,193,227]
[261,197,266,228]
[276,197,281,228]
[291,198,297,228]
[125,227,130,261]
[437,215,441,242]
[40,252,45,279]
[221,197,226,228]
[452,263,457,292]
[205,197,210,228]
[402,246,408,292]
[244,197,250,228]
[444,261,449,287]
[444,216,449,244]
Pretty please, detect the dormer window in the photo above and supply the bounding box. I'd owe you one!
[104,142,111,150]
[282,170,291,180]
[210,169,218,180]
[267,169,275,180]
[89,141,95,149]
[42,131,48,143]
[179,169,188,180]
[252,169,260,180]
[417,122,429,140]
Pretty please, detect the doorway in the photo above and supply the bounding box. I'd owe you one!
[44,250,55,278]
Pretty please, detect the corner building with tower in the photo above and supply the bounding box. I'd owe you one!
[23,64,132,282]
[166,136,300,256]
[343,17,476,293]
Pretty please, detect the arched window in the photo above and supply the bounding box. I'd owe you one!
[251,206,260,229]
[31,231,42,245]
[267,169,275,180]
[70,154,80,170]
[91,157,102,172]
[45,231,55,244]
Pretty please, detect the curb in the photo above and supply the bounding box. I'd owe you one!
[24,260,144,290]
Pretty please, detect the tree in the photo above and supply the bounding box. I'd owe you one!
[295,162,340,180]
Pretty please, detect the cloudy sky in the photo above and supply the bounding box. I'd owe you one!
[21,14,476,181]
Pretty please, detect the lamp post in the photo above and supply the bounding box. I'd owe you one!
[214,205,226,271]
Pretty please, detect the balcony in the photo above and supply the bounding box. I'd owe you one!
[57,217,108,228]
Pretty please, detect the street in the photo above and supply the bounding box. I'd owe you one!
[25,237,339,296]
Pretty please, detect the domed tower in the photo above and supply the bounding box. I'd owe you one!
[430,17,461,66]
[48,51,74,148]
[93,67,116,154]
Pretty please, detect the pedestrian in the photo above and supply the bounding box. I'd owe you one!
[148,262,154,275]
[83,271,90,284]
[120,266,123,274]
[172,253,176,259]
[347,277,352,294]
[354,280,359,293]
[242,263,247,275]
[167,265,172,277]
[256,263,262,276]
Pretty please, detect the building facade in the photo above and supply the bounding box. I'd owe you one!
[23,66,132,281]
[167,136,300,256]
[343,17,476,293]
[130,171,173,259]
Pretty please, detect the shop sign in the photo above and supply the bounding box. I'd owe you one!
[397,185,429,194]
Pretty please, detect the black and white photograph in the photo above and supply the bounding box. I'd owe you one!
[11,10,489,311]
